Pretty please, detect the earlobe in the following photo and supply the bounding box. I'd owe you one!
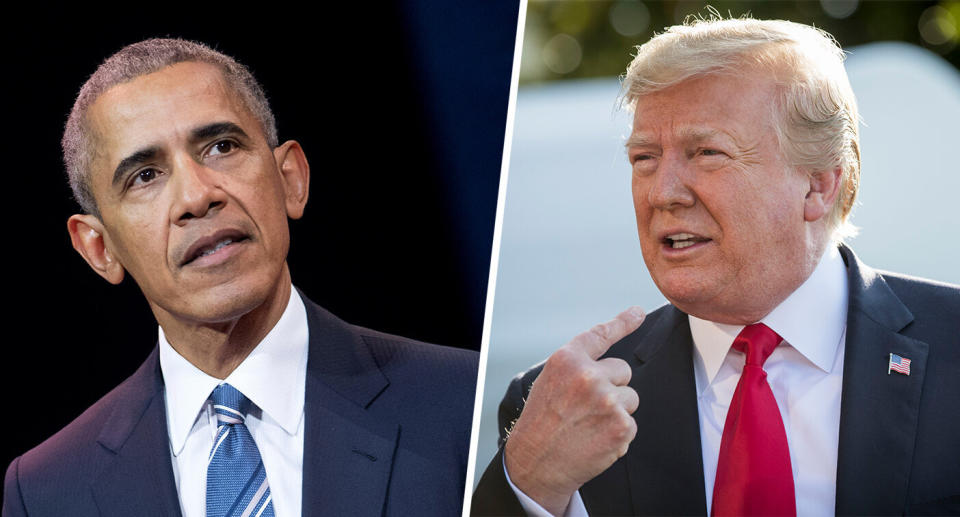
[67,214,125,285]
[803,167,842,223]
[274,140,310,220]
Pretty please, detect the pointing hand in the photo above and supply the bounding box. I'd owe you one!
[504,307,646,516]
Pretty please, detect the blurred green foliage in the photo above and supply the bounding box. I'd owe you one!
[521,0,960,84]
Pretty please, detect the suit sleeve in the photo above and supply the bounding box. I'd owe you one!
[4,456,28,517]
[471,365,542,516]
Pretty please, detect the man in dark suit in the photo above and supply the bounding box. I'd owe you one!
[3,38,476,516]
[472,16,960,516]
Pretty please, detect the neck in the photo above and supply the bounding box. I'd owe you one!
[156,269,293,379]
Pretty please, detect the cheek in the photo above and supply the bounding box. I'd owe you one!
[760,180,807,236]
[255,197,292,253]
[631,177,650,217]
[103,217,161,264]
[632,187,660,261]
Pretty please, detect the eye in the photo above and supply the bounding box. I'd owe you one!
[699,148,726,157]
[208,139,238,157]
[130,167,161,187]
[630,154,658,177]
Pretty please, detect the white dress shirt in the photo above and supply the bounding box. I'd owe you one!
[159,286,309,517]
[508,247,849,516]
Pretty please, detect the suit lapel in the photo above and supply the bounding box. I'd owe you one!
[300,296,398,517]
[835,246,929,515]
[90,347,183,517]
[621,307,707,516]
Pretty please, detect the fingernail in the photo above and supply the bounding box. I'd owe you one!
[628,306,645,319]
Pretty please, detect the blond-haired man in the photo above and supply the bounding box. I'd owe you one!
[473,16,959,516]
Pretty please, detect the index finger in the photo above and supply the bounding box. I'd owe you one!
[570,306,646,360]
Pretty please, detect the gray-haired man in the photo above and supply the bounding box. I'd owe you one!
[5,38,477,517]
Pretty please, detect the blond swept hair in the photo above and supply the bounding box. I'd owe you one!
[622,14,861,241]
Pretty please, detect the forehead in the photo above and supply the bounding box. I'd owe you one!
[86,62,258,179]
[630,70,780,140]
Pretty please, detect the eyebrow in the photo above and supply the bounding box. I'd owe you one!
[624,134,656,149]
[110,121,250,187]
[190,121,249,144]
[112,147,161,186]
[624,128,732,150]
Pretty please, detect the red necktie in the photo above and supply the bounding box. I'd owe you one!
[711,323,796,517]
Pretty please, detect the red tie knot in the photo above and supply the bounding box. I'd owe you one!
[732,323,782,367]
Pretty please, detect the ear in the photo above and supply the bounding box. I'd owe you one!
[803,166,842,223]
[273,140,310,220]
[67,214,126,285]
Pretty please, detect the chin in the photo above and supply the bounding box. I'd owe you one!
[659,280,769,325]
[200,295,262,323]
[651,270,718,314]
[172,278,276,324]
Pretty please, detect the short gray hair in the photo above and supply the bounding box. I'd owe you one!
[622,15,861,241]
[62,38,279,217]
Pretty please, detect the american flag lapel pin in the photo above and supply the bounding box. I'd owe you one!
[888,353,911,376]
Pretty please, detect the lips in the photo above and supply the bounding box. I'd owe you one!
[180,229,250,266]
[662,232,711,249]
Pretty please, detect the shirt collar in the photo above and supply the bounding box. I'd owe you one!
[159,286,309,456]
[689,246,848,391]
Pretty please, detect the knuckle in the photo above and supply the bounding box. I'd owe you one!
[599,391,618,411]
[612,413,636,441]
[623,414,638,439]
[613,358,632,378]
[625,391,640,413]
[587,323,610,342]
[627,306,646,321]
[617,309,638,326]
[574,367,597,388]
[548,346,576,369]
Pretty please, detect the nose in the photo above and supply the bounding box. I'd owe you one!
[170,158,226,225]
[646,155,695,210]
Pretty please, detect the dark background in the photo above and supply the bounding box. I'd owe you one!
[1,3,518,474]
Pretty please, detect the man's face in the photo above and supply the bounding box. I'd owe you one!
[81,61,305,325]
[628,70,816,324]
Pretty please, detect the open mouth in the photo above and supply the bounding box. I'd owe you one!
[181,230,250,266]
[662,232,711,249]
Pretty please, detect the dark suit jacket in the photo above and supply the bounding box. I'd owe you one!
[4,294,478,516]
[473,245,960,516]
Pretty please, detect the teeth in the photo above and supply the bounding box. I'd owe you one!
[199,239,233,257]
[665,232,707,249]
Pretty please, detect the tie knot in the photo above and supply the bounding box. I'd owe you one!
[210,383,251,425]
[732,323,782,367]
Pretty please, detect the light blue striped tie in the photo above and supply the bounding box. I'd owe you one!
[206,383,275,517]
